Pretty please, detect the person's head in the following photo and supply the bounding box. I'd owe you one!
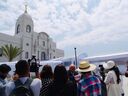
[103,60,116,70]
[77,61,96,74]
[12,73,19,80]
[15,60,29,77]
[40,64,53,79]
[99,65,103,68]
[54,64,68,83]
[27,59,31,64]
[69,64,75,71]
[99,64,104,71]
[0,64,11,79]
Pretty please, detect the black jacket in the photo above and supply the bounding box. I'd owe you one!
[47,80,77,96]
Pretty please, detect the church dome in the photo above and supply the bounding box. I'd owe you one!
[15,4,34,35]
[15,11,34,35]
[17,12,33,22]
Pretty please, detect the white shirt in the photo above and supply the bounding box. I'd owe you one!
[104,70,121,96]
[5,77,42,96]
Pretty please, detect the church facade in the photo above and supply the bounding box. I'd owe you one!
[0,10,64,62]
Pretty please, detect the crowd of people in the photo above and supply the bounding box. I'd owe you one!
[0,59,126,96]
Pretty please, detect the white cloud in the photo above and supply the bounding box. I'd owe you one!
[58,25,128,49]
[57,0,128,49]
[28,0,89,37]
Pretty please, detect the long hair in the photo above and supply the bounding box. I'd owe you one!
[54,64,68,84]
[109,66,120,84]
[40,64,53,79]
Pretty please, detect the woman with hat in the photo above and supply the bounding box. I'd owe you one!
[103,60,121,96]
[77,61,102,96]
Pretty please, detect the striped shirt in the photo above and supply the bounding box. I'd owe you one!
[78,73,101,96]
[40,78,53,96]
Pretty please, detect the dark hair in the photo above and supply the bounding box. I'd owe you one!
[99,65,104,71]
[54,64,68,84]
[0,64,11,73]
[109,66,120,84]
[40,64,53,79]
[15,60,29,76]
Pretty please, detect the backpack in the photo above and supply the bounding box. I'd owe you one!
[9,78,34,96]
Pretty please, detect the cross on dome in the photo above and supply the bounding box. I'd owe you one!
[24,0,28,13]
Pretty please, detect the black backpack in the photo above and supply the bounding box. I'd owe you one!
[9,78,34,96]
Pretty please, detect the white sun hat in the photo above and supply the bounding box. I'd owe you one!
[103,60,116,69]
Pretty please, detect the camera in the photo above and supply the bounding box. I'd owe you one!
[28,55,39,72]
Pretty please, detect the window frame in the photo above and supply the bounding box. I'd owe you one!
[25,52,29,59]
[26,25,31,33]
[17,24,20,34]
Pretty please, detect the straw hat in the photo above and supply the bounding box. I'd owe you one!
[103,60,115,69]
[77,61,96,72]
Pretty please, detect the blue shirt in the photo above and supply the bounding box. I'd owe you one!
[0,78,6,96]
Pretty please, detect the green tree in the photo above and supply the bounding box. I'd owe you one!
[1,44,22,61]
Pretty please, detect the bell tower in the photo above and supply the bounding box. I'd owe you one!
[15,2,34,37]
[14,2,34,60]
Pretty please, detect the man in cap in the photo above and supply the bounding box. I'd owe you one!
[0,64,11,96]
[77,61,102,96]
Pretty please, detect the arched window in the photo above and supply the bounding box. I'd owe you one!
[17,24,20,34]
[26,25,31,33]
[41,52,45,60]
[50,53,52,59]
[25,52,29,59]
[43,41,45,46]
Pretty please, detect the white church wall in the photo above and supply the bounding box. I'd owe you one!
[20,36,32,60]
[0,33,21,62]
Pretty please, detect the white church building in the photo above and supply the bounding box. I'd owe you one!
[0,8,64,62]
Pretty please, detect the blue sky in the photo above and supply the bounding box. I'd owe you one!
[0,0,128,57]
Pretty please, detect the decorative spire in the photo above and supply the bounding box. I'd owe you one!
[24,1,28,13]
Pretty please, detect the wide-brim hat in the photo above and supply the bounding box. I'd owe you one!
[103,60,115,69]
[77,61,96,72]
